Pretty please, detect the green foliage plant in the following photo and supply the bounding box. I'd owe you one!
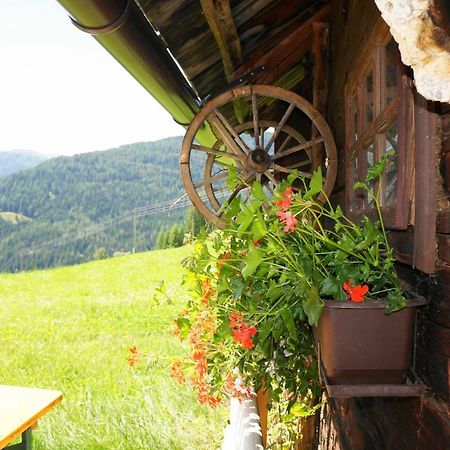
[172,152,407,416]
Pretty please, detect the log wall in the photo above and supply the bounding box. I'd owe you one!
[319,1,450,447]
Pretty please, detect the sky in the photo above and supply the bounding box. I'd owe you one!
[0,0,184,156]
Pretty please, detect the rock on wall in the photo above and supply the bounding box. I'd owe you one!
[375,0,450,103]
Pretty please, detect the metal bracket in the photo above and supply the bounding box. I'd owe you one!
[204,65,267,102]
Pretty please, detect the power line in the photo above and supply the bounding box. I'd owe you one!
[18,192,225,259]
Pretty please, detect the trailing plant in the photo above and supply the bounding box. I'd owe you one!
[170,151,406,413]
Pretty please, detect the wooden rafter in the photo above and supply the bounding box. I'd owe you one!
[200,0,243,83]
[233,4,331,86]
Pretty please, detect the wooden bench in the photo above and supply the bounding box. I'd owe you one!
[0,385,62,450]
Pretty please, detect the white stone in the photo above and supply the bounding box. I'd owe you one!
[375,0,450,102]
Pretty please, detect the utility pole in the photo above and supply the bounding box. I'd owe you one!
[132,210,137,253]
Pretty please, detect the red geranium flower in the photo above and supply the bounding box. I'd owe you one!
[233,324,257,349]
[229,311,244,329]
[218,252,231,269]
[276,187,294,209]
[276,210,298,232]
[343,279,369,302]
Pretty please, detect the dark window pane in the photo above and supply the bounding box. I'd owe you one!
[384,38,398,107]
[363,70,374,129]
[383,121,398,205]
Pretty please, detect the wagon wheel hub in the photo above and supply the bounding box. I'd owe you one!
[247,148,271,173]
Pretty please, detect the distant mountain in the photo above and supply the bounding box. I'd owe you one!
[0,137,203,272]
[0,150,49,177]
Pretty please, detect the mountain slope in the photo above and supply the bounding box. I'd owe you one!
[0,150,48,177]
[0,137,201,272]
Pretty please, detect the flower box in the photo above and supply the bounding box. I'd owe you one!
[313,297,427,393]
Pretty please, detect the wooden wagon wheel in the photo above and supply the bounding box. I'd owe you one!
[180,85,337,226]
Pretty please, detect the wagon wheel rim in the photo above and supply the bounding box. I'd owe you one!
[180,85,337,227]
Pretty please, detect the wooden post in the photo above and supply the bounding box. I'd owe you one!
[413,93,438,274]
[311,22,330,171]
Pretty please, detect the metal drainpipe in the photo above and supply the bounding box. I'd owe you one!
[55,0,215,145]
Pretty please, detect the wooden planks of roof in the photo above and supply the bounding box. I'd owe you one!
[137,0,331,100]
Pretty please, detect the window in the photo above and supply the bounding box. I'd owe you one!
[344,31,413,229]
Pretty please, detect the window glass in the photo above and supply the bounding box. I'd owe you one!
[350,155,360,211]
[349,95,358,144]
[364,142,375,207]
[384,39,398,107]
[383,121,398,205]
[363,70,374,129]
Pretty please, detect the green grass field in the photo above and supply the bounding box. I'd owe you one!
[0,247,226,449]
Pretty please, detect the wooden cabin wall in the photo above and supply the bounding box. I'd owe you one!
[318,1,450,448]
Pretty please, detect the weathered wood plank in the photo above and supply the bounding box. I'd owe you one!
[232,5,331,86]
[437,234,450,264]
[200,0,243,82]
[417,317,450,402]
[311,22,329,171]
[437,208,450,234]
[413,94,438,274]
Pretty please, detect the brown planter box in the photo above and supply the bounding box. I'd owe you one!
[313,297,427,385]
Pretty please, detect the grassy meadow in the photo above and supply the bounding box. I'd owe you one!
[0,247,226,449]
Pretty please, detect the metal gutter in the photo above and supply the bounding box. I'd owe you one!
[55,0,215,144]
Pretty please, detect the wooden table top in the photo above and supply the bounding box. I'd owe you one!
[0,385,62,448]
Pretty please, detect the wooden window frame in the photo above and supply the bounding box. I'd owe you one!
[344,22,414,229]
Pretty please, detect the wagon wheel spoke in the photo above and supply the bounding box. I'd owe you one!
[264,170,279,186]
[264,103,295,152]
[191,143,244,162]
[273,164,313,178]
[252,93,260,148]
[212,110,250,155]
[194,171,230,189]
[277,134,294,155]
[281,159,312,170]
[271,137,324,161]
[214,183,246,217]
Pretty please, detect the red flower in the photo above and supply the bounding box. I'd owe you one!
[233,324,257,349]
[343,279,369,302]
[127,345,139,367]
[170,361,185,384]
[229,311,244,329]
[218,252,231,269]
[201,278,214,304]
[276,187,294,209]
[276,210,298,232]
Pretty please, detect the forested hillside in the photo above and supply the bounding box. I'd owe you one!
[0,150,48,177]
[0,137,201,272]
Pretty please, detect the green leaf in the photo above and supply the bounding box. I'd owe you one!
[251,213,267,240]
[353,181,368,191]
[385,289,407,314]
[176,318,191,340]
[303,286,324,326]
[236,203,254,232]
[242,245,263,279]
[226,166,239,189]
[287,169,299,185]
[304,167,322,200]
[231,278,246,300]
[281,307,297,340]
[251,181,267,201]
[225,196,241,219]
[321,277,341,298]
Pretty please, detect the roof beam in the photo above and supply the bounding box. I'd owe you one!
[200,0,243,82]
[233,4,331,86]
